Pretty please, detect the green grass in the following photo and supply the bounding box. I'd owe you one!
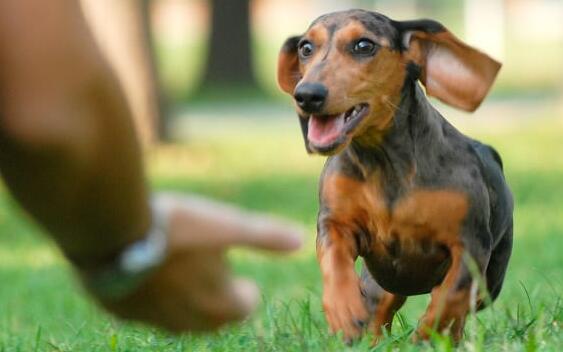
[0,111,562,351]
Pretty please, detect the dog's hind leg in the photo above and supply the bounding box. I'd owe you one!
[480,221,513,308]
[360,262,407,345]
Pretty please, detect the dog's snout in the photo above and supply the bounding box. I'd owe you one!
[294,83,328,113]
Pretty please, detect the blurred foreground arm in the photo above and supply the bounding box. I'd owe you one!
[0,0,301,331]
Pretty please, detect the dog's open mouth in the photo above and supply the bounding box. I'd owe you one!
[307,103,369,152]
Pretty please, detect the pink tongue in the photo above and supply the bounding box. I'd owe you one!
[307,114,344,146]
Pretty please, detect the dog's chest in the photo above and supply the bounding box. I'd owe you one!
[322,174,469,294]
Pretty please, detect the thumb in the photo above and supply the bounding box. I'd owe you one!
[202,277,260,329]
[229,278,260,319]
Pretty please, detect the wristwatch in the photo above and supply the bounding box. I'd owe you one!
[78,197,169,300]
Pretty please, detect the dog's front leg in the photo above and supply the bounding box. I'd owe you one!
[414,244,487,343]
[317,221,368,343]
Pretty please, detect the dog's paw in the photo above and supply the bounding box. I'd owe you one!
[414,288,468,343]
[322,277,369,342]
[413,312,464,344]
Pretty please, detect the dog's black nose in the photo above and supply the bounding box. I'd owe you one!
[294,83,328,113]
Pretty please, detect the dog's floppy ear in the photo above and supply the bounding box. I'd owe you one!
[398,20,501,112]
[277,36,302,94]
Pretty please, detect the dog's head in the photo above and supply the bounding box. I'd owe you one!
[277,9,501,155]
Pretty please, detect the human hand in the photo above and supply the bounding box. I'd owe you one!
[98,193,303,332]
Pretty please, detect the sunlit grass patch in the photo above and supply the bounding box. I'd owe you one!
[0,112,561,351]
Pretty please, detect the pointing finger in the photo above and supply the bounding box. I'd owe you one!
[154,193,304,252]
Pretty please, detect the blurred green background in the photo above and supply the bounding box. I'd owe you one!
[0,0,562,351]
[152,0,563,102]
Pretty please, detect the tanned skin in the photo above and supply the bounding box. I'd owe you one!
[278,9,513,344]
[0,0,302,332]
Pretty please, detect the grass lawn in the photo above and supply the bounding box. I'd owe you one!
[0,107,561,351]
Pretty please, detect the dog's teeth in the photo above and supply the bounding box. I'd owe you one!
[344,105,364,123]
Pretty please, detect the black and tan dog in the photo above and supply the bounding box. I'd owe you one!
[277,9,513,344]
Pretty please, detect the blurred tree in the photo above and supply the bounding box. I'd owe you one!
[199,0,258,96]
[81,0,169,145]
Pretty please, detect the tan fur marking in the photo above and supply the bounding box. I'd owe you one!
[317,225,368,340]
[307,24,328,42]
[322,174,468,249]
[320,174,470,343]
[371,292,406,344]
[415,245,471,342]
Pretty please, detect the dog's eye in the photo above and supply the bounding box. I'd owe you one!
[299,41,314,58]
[352,39,377,56]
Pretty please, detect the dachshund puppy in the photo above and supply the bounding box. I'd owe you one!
[277,9,513,344]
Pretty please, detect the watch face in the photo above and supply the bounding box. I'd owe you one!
[83,221,168,300]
